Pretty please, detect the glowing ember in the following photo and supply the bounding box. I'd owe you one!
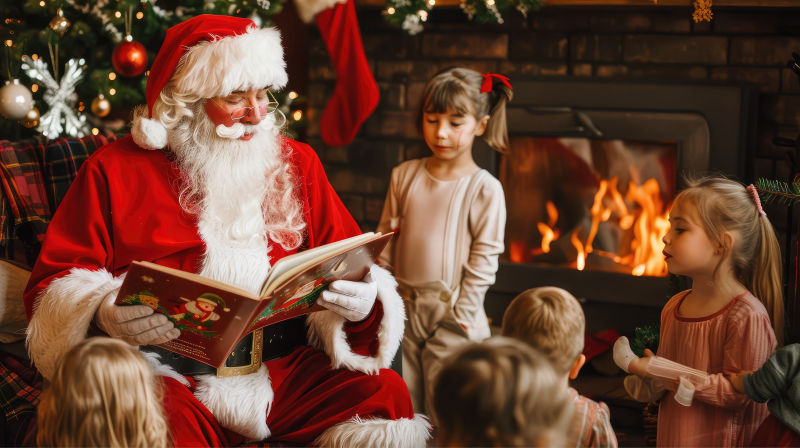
[510,241,525,263]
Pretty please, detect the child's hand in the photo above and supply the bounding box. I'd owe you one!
[729,370,753,394]
[628,348,655,377]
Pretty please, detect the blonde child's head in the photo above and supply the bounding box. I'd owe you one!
[418,66,513,155]
[37,337,170,448]
[501,287,586,377]
[669,176,784,344]
[433,337,572,447]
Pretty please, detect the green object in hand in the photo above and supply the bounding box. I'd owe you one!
[630,324,660,358]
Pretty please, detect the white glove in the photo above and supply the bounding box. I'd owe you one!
[614,336,638,373]
[94,293,181,346]
[318,271,378,322]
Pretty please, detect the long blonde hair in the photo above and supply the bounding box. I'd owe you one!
[37,338,171,448]
[417,66,513,153]
[675,176,785,345]
[433,337,572,447]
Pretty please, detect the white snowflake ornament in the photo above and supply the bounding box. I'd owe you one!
[21,56,90,138]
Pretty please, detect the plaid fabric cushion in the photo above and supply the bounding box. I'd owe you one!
[42,134,118,212]
[0,134,117,251]
[0,136,50,244]
[0,362,40,422]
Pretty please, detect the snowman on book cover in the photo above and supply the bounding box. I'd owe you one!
[171,293,231,331]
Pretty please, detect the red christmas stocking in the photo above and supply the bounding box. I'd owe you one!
[316,0,380,147]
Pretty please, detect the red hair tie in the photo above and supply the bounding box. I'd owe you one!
[480,73,512,93]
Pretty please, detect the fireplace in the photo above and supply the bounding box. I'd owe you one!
[479,78,757,334]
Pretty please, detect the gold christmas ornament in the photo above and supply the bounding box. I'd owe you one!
[49,8,71,35]
[19,107,40,128]
[91,94,111,118]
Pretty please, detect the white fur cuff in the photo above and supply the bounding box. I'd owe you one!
[306,265,405,375]
[194,363,273,441]
[26,268,124,380]
[131,115,168,150]
[314,414,432,448]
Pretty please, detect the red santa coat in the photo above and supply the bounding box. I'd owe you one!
[23,135,425,446]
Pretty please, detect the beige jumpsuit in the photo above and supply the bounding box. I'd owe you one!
[377,158,506,418]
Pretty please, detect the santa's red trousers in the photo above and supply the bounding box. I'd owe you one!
[162,346,413,447]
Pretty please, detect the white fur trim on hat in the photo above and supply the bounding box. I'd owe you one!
[131,111,168,151]
[173,26,288,99]
[306,265,405,375]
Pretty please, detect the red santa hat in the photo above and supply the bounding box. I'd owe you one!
[131,15,288,151]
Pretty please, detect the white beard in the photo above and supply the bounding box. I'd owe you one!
[167,103,305,294]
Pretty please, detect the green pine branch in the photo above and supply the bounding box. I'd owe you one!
[756,175,800,206]
[630,323,660,358]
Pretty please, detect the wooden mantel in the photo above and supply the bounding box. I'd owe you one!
[357,0,797,6]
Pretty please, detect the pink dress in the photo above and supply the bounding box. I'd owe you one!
[656,290,777,447]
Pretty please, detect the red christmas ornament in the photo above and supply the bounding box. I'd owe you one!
[112,40,148,77]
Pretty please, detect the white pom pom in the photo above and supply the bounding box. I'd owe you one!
[131,115,168,150]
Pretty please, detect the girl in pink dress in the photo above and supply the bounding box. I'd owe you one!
[614,177,783,447]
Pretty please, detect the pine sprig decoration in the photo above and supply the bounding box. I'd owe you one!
[693,0,713,23]
[629,323,660,358]
[383,0,430,35]
[756,175,800,206]
[383,0,543,33]
[460,0,542,24]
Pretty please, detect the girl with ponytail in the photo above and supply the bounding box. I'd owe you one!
[376,67,510,420]
[613,176,781,447]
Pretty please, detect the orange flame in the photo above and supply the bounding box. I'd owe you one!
[532,175,670,277]
[571,228,585,271]
[537,222,555,253]
[546,201,558,228]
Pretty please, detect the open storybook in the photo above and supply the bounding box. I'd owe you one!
[115,232,393,369]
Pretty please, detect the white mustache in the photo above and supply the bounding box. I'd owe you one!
[215,122,250,139]
[214,112,282,140]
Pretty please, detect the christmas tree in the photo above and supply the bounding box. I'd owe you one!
[0,0,306,141]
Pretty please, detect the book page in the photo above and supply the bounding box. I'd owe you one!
[259,233,375,297]
[247,233,392,333]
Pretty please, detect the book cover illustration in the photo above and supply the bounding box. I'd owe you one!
[121,290,229,339]
[117,264,264,366]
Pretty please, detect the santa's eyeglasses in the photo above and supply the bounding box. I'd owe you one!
[214,89,279,121]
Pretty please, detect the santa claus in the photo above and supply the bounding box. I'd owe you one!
[23,14,428,447]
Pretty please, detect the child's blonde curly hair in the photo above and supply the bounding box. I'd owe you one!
[37,337,171,448]
[501,286,586,375]
[433,337,572,447]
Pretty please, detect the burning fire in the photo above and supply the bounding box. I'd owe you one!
[532,176,671,277]
[536,201,561,254]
